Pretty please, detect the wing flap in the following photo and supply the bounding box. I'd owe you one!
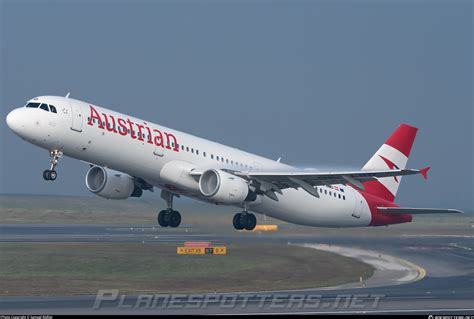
[236,168,425,190]
[378,207,464,214]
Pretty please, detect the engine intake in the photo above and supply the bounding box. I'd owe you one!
[199,169,250,204]
[85,166,142,199]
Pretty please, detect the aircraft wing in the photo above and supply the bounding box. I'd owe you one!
[377,207,464,214]
[233,168,429,199]
[191,167,430,200]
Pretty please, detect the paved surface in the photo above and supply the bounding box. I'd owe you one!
[0,224,473,314]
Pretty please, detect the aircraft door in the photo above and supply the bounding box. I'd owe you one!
[69,101,83,132]
[352,191,363,219]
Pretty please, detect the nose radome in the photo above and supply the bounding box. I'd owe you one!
[6,108,24,134]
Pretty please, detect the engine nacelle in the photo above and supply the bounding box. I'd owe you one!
[199,169,250,204]
[85,166,142,199]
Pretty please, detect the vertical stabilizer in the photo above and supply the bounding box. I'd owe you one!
[362,124,418,202]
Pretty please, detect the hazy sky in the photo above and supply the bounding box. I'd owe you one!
[1,0,472,212]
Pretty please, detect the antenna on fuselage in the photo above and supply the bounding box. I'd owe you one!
[277,157,281,163]
[65,92,70,98]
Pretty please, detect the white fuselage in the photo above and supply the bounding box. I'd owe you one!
[6,96,372,227]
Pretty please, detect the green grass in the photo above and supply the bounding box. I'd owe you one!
[1,194,471,236]
[0,242,374,296]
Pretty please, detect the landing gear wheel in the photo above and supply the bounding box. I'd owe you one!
[233,213,244,230]
[243,213,257,231]
[158,191,182,228]
[157,210,170,227]
[169,211,181,228]
[49,170,57,181]
[43,170,51,180]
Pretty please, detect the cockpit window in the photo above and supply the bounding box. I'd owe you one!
[49,105,57,113]
[26,102,40,108]
[39,103,49,112]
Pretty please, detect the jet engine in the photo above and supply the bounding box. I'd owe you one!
[85,166,143,199]
[199,169,252,204]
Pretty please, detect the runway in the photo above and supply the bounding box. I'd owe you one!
[0,224,473,314]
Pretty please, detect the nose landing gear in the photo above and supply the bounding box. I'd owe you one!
[43,150,62,181]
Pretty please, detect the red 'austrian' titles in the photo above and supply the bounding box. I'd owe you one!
[87,105,179,152]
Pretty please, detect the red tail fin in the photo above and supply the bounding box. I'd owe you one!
[362,124,418,202]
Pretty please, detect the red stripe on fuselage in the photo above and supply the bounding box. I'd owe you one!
[361,190,412,226]
[349,185,412,226]
[362,180,395,202]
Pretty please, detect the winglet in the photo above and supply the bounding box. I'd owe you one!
[420,166,430,180]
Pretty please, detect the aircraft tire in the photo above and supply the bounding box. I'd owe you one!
[243,214,257,231]
[169,210,181,228]
[49,170,57,181]
[233,213,244,230]
[43,170,51,180]
[158,210,170,227]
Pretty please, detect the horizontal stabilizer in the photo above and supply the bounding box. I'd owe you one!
[378,207,464,214]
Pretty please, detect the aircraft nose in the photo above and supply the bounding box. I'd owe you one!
[6,108,25,134]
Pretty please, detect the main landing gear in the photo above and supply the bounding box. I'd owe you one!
[157,190,181,228]
[43,150,63,181]
[233,209,257,231]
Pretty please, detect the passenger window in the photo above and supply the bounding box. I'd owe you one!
[39,103,49,112]
[191,148,194,153]
[49,105,57,113]
[211,154,214,159]
[338,194,341,199]
[226,159,229,164]
[186,147,189,152]
[221,157,224,162]
[196,150,199,155]
[203,152,206,157]
[216,156,219,161]
[181,145,184,151]
[325,190,327,195]
[343,195,346,200]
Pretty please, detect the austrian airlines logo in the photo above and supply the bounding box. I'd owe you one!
[378,155,400,183]
[87,105,180,152]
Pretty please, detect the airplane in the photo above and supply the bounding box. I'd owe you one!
[5,95,463,230]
